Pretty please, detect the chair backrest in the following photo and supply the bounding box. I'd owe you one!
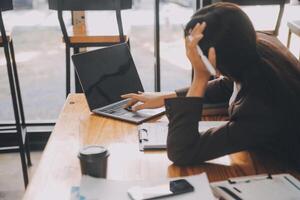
[219,0,287,5]
[49,0,131,45]
[48,0,132,11]
[208,0,288,36]
[0,0,13,11]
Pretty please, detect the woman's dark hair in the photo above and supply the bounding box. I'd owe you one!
[185,2,300,166]
[185,3,260,81]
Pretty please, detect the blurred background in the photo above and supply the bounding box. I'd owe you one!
[0,0,299,123]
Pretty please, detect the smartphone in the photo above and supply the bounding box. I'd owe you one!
[188,36,216,76]
[128,179,194,200]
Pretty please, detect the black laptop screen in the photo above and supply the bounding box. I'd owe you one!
[72,44,144,111]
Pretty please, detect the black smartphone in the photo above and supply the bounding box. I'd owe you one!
[128,179,194,200]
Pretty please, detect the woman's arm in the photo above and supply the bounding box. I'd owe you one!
[121,76,233,112]
[121,91,177,112]
[176,77,233,103]
[165,96,281,165]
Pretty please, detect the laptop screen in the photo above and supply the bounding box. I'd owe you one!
[72,44,144,111]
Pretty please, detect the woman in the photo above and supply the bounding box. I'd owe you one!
[122,3,300,168]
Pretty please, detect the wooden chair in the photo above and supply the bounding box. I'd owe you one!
[48,0,132,96]
[287,20,300,59]
[0,0,31,188]
[204,0,287,36]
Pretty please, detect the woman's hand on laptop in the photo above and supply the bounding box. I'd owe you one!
[121,91,176,112]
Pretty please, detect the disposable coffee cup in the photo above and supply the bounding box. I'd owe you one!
[78,145,109,178]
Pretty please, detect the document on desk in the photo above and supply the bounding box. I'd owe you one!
[79,173,216,200]
[211,173,300,200]
[138,121,228,150]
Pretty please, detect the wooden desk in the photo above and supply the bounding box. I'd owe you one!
[23,94,300,200]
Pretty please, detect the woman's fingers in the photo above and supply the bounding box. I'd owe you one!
[191,22,206,36]
[122,93,146,101]
[121,93,138,99]
[189,22,206,43]
[124,98,138,109]
[121,93,142,108]
[186,34,203,47]
[121,92,150,110]
[121,92,165,111]
[121,93,147,111]
[185,22,206,54]
[132,102,148,112]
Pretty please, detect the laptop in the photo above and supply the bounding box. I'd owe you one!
[72,43,165,124]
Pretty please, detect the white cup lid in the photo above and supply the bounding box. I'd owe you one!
[80,145,107,156]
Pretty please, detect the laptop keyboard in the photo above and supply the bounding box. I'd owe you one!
[98,101,128,115]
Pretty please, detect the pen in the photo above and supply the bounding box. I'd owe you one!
[188,35,217,76]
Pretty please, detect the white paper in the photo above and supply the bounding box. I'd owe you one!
[211,174,300,200]
[140,121,228,149]
[79,173,216,200]
[198,121,228,133]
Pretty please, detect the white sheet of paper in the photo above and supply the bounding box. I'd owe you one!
[79,173,216,200]
[198,121,228,133]
[211,174,300,200]
[140,121,228,149]
[142,121,228,134]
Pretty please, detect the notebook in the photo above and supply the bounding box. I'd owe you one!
[138,121,228,151]
[210,173,300,200]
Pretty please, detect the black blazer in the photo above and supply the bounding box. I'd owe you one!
[165,33,300,168]
[165,77,294,166]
